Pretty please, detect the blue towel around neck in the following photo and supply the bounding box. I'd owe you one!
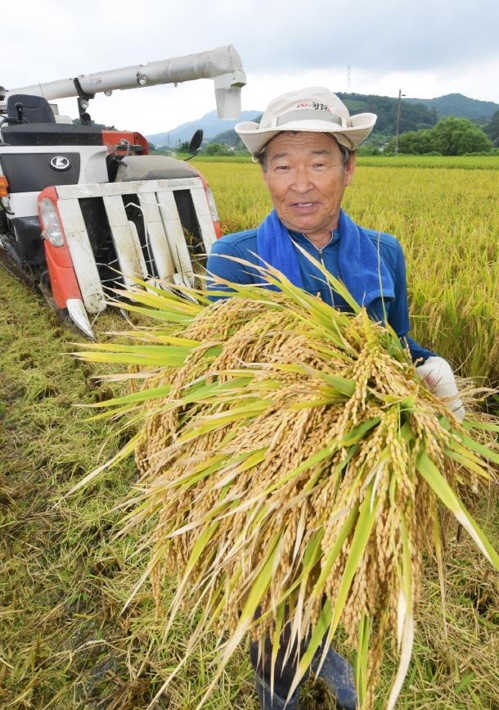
[256,209,394,309]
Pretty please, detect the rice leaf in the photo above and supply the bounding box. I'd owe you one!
[416,450,499,569]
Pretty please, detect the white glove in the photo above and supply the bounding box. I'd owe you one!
[416,356,465,420]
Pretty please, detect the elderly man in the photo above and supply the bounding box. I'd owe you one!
[206,87,463,709]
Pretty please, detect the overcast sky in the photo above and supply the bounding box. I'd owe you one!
[4,0,499,136]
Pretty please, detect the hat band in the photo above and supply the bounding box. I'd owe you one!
[275,108,345,127]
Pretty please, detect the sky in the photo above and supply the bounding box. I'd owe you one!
[3,0,499,137]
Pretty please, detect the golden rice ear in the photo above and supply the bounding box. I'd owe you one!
[76,275,499,710]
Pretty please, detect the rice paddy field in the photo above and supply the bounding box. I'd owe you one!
[198,155,499,387]
[0,156,498,709]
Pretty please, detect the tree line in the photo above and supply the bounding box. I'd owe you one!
[384,116,495,155]
[208,93,499,157]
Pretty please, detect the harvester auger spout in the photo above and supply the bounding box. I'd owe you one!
[0,45,247,120]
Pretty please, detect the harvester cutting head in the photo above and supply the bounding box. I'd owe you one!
[0,46,246,337]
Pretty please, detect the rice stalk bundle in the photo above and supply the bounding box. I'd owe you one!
[76,265,499,710]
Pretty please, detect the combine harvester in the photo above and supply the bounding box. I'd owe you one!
[0,46,246,338]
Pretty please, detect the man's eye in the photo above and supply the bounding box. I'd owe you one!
[275,165,290,171]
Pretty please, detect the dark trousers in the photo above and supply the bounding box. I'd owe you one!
[250,626,358,710]
[249,623,310,700]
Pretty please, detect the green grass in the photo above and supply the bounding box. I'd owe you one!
[356,154,499,169]
[164,152,499,170]
[0,271,256,709]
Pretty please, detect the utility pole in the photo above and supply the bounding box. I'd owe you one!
[395,89,405,154]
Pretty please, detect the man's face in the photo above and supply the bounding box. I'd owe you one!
[262,132,356,244]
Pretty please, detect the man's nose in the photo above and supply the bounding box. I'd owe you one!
[291,166,313,191]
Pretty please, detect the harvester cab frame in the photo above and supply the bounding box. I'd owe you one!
[3,94,57,125]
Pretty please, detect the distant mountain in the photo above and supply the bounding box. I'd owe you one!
[337,92,499,135]
[404,93,499,123]
[336,92,438,135]
[147,94,499,148]
[147,109,262,147]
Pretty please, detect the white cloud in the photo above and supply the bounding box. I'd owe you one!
[3,0,499,135]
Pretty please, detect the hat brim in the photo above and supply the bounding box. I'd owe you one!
[235,113,377,154]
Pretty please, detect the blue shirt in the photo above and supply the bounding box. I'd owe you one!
[206,226,434,363]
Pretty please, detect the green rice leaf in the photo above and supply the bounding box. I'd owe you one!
[455,432,499,465]
[416,450,499,569]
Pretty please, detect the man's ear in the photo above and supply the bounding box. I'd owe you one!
[344,151,357,185]
[261,164,270,188]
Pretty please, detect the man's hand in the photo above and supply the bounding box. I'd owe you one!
[416,356,465,420]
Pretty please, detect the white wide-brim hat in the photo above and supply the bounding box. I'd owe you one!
[235,86,377,155]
